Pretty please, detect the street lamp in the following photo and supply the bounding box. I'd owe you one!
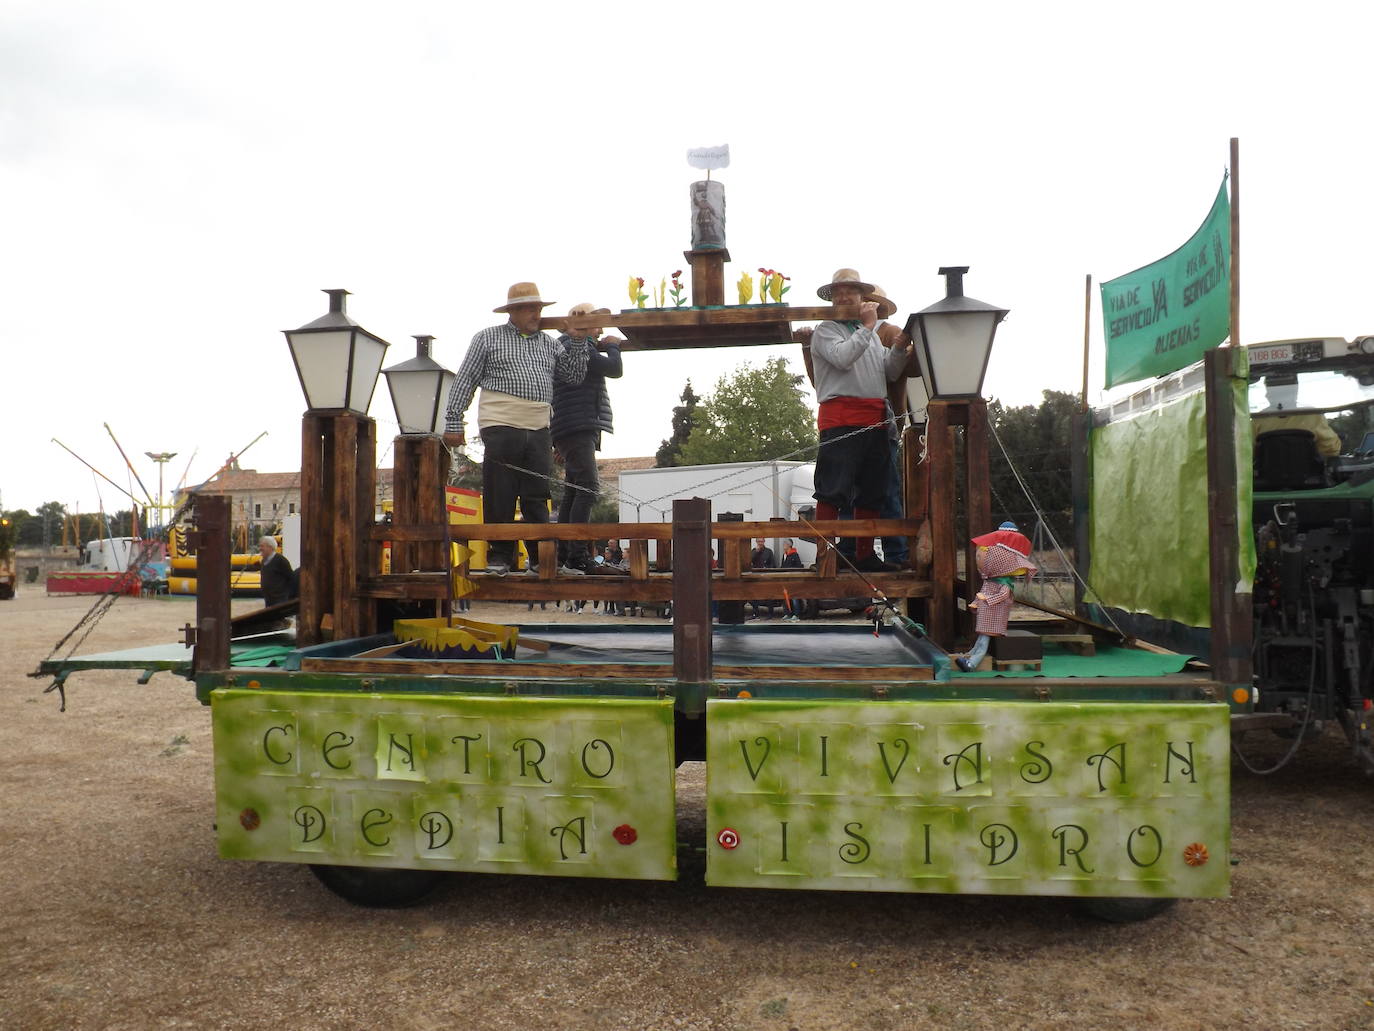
[284,288,391,413]
[904,267,1008,400]
[144,451,178,529]
[382,335,455,435]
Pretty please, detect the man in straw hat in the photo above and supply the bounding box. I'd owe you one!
[809,268,913,573]
[443,282,590,576]
[550,303,624,575]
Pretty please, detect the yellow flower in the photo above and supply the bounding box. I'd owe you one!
[628,275,639,305]
[736,271,753,304]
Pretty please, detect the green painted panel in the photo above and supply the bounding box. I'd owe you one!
[705,699,1228,898]
[212,690,676,880]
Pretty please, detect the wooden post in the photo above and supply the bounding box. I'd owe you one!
[716,511,745,624]
[927,401,957,647]
[331,414,359,641]
[299,411,376,645]
[964,400,992,623]
[298,414,328,647]
[1204,346,1253,686]
[628,539,649,580]
[354,416,377,637]
[672,498,713,683]
[415,437,448,572]
[684,248,729,307]
[1070,409,1094,617]
[392,435,449,574]
[192,494,230,674]
[390,438,418,575]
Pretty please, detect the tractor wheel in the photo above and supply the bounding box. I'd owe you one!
[1075,897,1178,923]
[309,864,444,908]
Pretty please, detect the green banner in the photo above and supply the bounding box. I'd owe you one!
[212,690,678,880]
[1102,180,1231,387]
[1087,370,1254,627]
[705,699,1230,898]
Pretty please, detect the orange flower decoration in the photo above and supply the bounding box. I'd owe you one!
[1182,842,1209,866]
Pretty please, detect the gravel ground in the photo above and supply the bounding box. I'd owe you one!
[2,592,1373,1031]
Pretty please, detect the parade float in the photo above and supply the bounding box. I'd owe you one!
[36,147,1258,921]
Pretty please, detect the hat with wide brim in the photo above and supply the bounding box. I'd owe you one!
[865,285,898,320]
[971,528,1033,554]
[494,281,557,313]
[817,267,875,301]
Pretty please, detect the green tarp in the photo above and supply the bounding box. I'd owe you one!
[1087,369,1254,628]
[1102,180,1231,388]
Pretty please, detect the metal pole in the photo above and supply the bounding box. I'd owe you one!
[1081,273,1093,411]
[1229,137,1240,349]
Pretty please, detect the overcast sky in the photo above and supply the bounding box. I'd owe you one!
[3,0,1371,515]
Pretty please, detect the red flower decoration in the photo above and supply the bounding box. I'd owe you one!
[613,824,638,845]
[636,277,644,287]
[716,827,740,850]
[239,808,261,831]
[1182,842,1209,866]
[673,269,682,277]
[757,267,766,273]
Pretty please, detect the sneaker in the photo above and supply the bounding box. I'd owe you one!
[557,564,587,576]
[854,554,899,573]
[484,561,509,577]
[524,564,540,576]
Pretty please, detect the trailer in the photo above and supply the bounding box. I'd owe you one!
[35,190,1246,924]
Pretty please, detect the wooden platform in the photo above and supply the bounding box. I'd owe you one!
[541,303,866,352]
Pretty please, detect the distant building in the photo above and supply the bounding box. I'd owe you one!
[180,456,657,532]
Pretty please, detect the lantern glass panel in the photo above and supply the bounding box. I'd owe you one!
[288,329,354,409]
[921,311,998,397]
[347,330,388,414]
[905,375,930,423]
[388,368,451,434]
[433,369,455,434]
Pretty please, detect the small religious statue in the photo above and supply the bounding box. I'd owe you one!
[956,521,1037,672]
[690,180,726,250]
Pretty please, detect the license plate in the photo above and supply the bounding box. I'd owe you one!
[1249,343,1293,365]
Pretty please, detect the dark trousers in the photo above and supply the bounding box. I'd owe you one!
[554,430,599,565]
[480,425,552,566]
[834,438,908,562]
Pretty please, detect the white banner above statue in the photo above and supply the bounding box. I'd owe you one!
[687,145,730,171]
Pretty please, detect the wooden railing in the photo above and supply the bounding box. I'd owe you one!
[360,517,931,604]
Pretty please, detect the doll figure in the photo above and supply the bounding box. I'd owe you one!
[956,522,1037,672]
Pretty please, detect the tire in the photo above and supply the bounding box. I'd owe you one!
[309,864,444,908]
[1075,897,1178,923]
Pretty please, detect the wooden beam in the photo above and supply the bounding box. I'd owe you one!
[373,517,920,543]
[1204,346,1253,686]
[192,494,230,673]
[673,498,713,683]
[331,414,359,641]
[354,416,377,638]
[298,414,327,647]
[964,400,992,630]
[927,401,957,647]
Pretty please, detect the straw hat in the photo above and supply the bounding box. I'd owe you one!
[816,268,875,301]
[494,282,557,313]
[865,284,898,320]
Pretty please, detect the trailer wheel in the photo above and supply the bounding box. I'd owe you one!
[1076,897,1177,923]
[309,864,443,908]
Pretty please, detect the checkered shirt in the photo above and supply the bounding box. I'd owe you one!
[445,322,590,434]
